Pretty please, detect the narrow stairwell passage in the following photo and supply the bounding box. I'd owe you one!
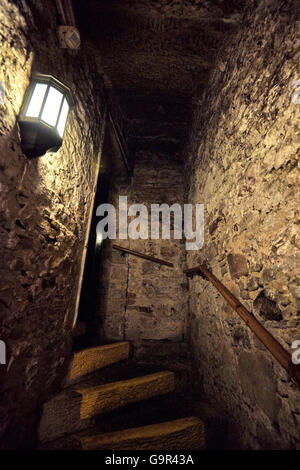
[1,0,298,452]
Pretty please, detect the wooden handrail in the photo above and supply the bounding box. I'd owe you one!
[113,244,174,267]
[184,264,300,388]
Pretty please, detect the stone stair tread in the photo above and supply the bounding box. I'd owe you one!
[65,341,130,384]
[91,390,194,433]
[39,371,175,443]
[67,358,182,390]
[39,392,229,450]
[81,416,205,450]
[39,391,195,449]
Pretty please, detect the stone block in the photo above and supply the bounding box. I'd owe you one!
[227,254,249,279]
[238,351,281,422]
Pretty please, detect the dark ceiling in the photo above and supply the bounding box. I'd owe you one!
[74,0,246,162]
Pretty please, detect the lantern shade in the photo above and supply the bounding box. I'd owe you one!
[18,73,74,158]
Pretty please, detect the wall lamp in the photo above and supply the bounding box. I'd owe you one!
[18,73,74,158]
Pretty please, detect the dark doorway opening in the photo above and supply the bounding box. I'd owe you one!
[77,171,110,323]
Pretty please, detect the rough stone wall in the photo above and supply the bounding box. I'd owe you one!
[98,151,189,365]
[0,0,106,447]
[185,0,300,449]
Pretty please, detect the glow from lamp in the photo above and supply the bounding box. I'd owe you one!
[96,229,103,246]
[57,98,69,137]
[41,86,63,126]
[26,83,47,117]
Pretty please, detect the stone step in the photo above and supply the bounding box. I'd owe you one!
[65,357,186,392]
[65,342,130,384]
[39,371,175,443]
[81,416,205,450]
[40,393,230,450]
[39,391,198,449]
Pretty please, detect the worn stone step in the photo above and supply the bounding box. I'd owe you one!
[81,417,205,450]
[66,358,186,392]
[39,393,230,450]
[39,391,196,449]
[65,342,130,384]
[39,371,175,442]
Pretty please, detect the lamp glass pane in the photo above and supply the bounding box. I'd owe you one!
[41,86,63,127]
[57,98,69,137]
[25,83,47,117]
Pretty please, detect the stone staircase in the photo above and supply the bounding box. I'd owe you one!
[38,324,206,450]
